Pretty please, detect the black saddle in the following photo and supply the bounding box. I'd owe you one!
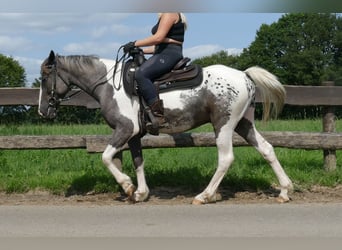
[123,51,203,97]
[154,58,203,93]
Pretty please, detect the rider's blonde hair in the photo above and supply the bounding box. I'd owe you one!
[157,13,188,30]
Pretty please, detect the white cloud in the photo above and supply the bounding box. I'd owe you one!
[0,14,66,34]
[0,35,33,53]
[12,56,42,86]
[90,24,130,39]
[90,23,148,39]
[184,45,243,59]
[0,13,131,35]
[184,44,225,59]
[63,42,122,58]
[226,48,243,56]
[91,27,110,39]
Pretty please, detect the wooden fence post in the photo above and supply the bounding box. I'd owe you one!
[322,81,336,171]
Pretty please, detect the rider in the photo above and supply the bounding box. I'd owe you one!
[123,13,187,128]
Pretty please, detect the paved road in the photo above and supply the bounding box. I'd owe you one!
[1,203,342,237]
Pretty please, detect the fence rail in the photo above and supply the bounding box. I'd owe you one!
[0,85,341,170]
[0,85,342,107]
[1,132,342,153]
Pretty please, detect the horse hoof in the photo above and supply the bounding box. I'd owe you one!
[125,184,136,198]
[134,191,149,202]
[276,196,290,203]
[192,198,205,205]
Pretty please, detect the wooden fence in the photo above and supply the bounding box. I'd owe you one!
[0,84,341,170]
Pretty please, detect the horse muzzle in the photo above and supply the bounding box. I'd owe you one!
[38,101,58,120]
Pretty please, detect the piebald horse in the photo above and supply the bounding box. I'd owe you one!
[39,50,293,204]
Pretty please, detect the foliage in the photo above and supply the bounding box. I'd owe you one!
[193,50,240,68]
[193,13,342,119]
[195,14,342,86]
[0,54,26,87]
[0,54,29,123]
[238,13,342,85]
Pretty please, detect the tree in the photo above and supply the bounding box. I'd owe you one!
[193,50,240,68]
[191,14,342,119]
[239,13,342,86]
[32,78,41,88]
[0,54,28,123]
[0,54,26,87]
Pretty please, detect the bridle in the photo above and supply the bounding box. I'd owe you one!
[43,47,140,110]
[44,59,81,111]
[45,55,115,110]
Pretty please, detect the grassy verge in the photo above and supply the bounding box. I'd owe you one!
[0,120,341,195]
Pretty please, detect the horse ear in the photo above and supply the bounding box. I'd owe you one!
[48,50,55,65]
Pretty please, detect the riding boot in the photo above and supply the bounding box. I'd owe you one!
[149,99,168,128]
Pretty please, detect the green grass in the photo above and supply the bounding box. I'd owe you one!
[0,120,341,195]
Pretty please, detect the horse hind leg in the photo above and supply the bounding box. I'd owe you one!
[193,127,235,205]
[128,135,149,202]
[235,114,293,203]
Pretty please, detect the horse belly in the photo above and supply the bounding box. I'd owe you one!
[160,89,210,133]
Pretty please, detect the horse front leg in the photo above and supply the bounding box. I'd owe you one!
[128,135,149,202]
[112,151,123,172]
[102,145,136,198]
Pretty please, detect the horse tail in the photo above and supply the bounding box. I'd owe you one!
[244,66,286,121]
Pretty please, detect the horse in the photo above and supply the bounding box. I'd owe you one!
[38,50,293,204]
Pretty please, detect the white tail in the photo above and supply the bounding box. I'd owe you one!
[245,66,286,121]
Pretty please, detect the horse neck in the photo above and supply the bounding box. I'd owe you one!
[58,56,109,102]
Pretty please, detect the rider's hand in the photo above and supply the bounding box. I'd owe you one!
[123,41,136,54]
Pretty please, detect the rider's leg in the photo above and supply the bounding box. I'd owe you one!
[135,47,182,128]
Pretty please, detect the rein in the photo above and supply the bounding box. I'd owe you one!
[111,46,145,91]
[112,45,129,91]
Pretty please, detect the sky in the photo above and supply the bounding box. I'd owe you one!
[1,0,340,86]
[0,12,284,85]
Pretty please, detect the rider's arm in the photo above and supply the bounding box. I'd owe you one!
[134,13,178,47]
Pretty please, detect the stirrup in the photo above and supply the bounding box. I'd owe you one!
[145,107,159,135]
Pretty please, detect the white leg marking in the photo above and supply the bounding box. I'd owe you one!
[194,127,234,204]
[38,85,43,116]
[134,162,150,202]
[102,145,134,195]
[252,128,293,202]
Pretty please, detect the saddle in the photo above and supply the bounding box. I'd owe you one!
[154,58,203,93]
[123,54,203,97]
[121,49,203,136]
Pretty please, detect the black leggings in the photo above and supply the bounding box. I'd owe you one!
[135,44,183,105]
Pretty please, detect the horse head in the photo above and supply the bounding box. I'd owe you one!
[39,50,71,119]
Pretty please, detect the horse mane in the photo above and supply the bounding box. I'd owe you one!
[57,55,102,74]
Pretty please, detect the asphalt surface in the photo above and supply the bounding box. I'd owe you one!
[1,203,342,237]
